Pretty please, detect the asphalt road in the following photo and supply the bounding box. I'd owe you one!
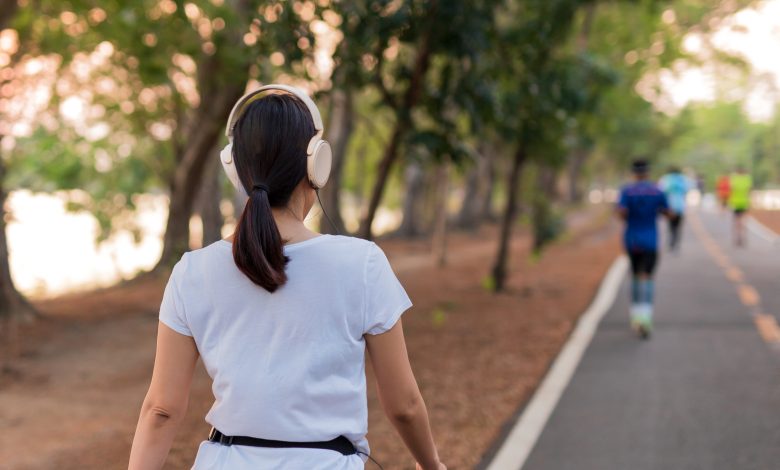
[522,206,780,470]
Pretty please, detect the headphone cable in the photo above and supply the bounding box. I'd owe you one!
[356,451,384,469]
[316,189,341,235]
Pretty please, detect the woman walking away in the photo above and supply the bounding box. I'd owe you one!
[129,85,445,470]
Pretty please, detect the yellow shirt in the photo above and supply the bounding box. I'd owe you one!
[728,173,752,210]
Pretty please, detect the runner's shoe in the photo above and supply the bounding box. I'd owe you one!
[637,304,653,340]
[630,304,642,332]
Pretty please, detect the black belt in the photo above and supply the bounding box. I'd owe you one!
[208,427,357,456]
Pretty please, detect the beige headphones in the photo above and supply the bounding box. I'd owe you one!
[220,84,332,194]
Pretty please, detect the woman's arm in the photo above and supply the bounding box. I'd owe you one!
[365,319,445,470]
[129,322,199,470]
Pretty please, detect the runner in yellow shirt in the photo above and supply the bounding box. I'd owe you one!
[728,166,753,247]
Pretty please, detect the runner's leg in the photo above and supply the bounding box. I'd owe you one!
[629,252,642,330]
[734,210,746,247]
[669,214,681,251]
[639,251,658,338]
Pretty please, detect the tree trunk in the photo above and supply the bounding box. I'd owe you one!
[567,148,589,203]
[431,162,449,267]
[357,123,407,239]
[0,158,36,368]
[155,0,251,269]
[0,2,36,363]
[196,149,224,246]
[396,161,426,237]
[456,143,493,230]
[491,142,527,292]
[480,149,497,222]
[318,82,353,234]
[156,84,246,269]
[357,3,435,240]
[532,164,559,254]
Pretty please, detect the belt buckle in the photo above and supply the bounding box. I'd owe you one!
[208,427,217,441]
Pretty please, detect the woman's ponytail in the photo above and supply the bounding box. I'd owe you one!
[228,94,313,292]
[233,186,288,292]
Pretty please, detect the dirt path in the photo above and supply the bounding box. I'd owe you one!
[753,209,780,235]
[0,206,619,470]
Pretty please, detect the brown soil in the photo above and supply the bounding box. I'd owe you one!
[0,206,619,470]
[753,210,780,235]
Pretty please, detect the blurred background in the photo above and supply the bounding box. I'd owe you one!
[0,0,778,469]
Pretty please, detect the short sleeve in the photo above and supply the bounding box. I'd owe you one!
[159,254,192,337]
[658,176,668,192]
[363,243,413,335]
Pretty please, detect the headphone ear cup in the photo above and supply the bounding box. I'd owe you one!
[308,140,332,189]
[219,143,246,195]
[220,143,233,164]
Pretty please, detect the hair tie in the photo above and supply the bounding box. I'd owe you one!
[252,183,270,194]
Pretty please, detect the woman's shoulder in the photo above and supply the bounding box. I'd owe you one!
[308,234,379,261]
[320,234,374,249]
[168,240,231,278]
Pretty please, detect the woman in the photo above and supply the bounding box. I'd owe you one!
[129,86,445,470]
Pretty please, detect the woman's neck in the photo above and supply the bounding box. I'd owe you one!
[271,207,320,245]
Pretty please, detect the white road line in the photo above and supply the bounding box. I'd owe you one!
[747,216,779,245]
[485,255,628,470]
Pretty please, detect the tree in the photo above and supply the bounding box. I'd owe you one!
[489,0,593,292]
[0,1,43,328]
[350,0,497,239]
[8,1,316,270]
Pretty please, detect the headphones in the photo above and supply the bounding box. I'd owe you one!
[220,84,332,195]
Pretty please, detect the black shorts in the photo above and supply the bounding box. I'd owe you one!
[629,250,657,275]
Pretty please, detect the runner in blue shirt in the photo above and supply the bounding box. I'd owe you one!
[617,160,670,339]
[658,166,691,252]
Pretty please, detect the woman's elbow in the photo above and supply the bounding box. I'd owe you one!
[386,393,425,424]
[141,400,187,428]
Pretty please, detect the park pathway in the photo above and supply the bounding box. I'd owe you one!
[520,205,780,470]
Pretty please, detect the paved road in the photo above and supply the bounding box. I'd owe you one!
[522,206,780,470]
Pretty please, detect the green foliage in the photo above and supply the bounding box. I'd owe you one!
[531,195,565,254]
[661,102,777,188]
[481,274,496,292]
[3,0,318,245]
[4,0,777,253]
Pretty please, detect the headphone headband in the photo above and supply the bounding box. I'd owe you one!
[225,84,324,154]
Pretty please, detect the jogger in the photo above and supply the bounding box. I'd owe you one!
[728,166,752,247]
[658,167,691,253]
[617,160,669,339]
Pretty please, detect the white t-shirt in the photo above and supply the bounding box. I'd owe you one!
[159,235,412,470]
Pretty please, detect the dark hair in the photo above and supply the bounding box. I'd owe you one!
[631,159,649,174]
[231,93,315,292]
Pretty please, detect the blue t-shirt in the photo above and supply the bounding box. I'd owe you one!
[618,181,668,252]
[658,172,690,215]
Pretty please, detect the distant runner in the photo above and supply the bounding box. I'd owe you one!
[716,175,731,210]
[729,166,753,247]
[658,166,691,252]
[617,160,669,339]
